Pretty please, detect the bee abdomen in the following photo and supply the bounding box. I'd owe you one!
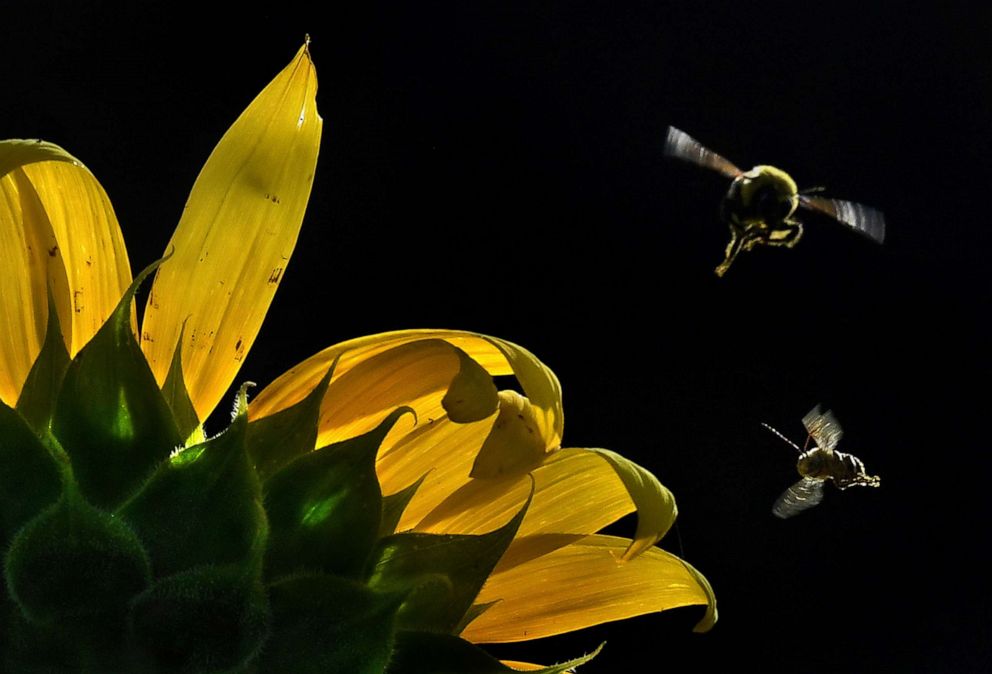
[830,451,880,489]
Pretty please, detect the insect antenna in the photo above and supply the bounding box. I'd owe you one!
[799,185,826,195]
[760,422,803,453]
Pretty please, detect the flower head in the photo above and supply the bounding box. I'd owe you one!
[0,42,714,672]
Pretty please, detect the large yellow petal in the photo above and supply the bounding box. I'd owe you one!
[585,448,677,561]
[250,329,562,449]
[141,42,321,421]
[0,140,130,403]
[414,448,634,537]
[461,534,714,643]
[315,339,497,450]
[376,413,495,531]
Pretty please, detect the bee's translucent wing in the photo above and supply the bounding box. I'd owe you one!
[802,405,843,452]
[664,126,742,178]
[798,195,886,244]
[772,477,825,518]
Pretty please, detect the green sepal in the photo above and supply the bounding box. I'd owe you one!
[260,573,404,674]
[15,290,70,433]
[247,360,336,480]
[453,600,499,635]
[3,491,151,626]
[364,486,531,634]
[386,632,603,674]
[1,598,81,673]
[0,402,63,548]
[379,472,429,538]
[119,385,267,578]
[128,564,270,674]
[161,320,200,443]
[51,259,181,509]
[264,408,410,580]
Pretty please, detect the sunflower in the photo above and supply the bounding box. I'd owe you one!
[0,42,714,673]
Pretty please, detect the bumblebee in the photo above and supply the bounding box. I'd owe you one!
[664,126,886,276]
[762,405,880,519]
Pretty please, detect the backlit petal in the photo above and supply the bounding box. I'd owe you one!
[316,339,497,451]
[585,448,677,561]
[414,448,634,537]
[250,329,562,449]
[0,140,130,403]
[141,42,321,421]
[461,534,713,643]
[469,391,548,479]
[375,414,495,531]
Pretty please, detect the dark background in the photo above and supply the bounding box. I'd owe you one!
[3,2,989,670]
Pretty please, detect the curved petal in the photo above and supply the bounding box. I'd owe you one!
[585,448,678,561]
[375,413,495,531]
[250,329,562,450]
[0,140,130,402]
[414,448,634,537]
[141,42,321,421]
[469,391,549,479]
[461,534,714,643]
[315,339,497,450]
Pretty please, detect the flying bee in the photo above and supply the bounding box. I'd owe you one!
[664,126,886,276]
[762,404,880,519]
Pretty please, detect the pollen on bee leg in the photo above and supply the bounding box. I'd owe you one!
[469,390,549,479]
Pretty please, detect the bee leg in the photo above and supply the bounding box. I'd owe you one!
[715,223,746,277]
[766,221,803,249]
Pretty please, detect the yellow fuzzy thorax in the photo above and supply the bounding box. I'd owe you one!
[737,165,799,216]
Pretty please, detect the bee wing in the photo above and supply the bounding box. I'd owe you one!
[798,195,886,244]
[772,477,825,518]
[664,126,742,178]
[801,405,843,452]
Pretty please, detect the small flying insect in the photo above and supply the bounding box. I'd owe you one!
[762,404,880,519]
[664,126,886,276]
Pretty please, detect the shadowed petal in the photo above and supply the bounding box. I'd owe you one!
[250,329,562,450]
[0,140,130,403]
[414,448,634,537]
[461,534,714,643]
[141,42,321,422]
[375,414,495,531]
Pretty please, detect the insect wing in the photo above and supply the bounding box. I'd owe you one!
[798,195,886,244]
[664,126,742,178]
[772,477,825,518]
[801,405,843,452]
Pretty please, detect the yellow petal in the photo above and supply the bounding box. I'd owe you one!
[141,42,321,421]
[469,391,548,479]
[250,329,562,450]
[0,140,130,403]
[415,448,634,537]
[500,663,544,672]
[315,339,498,451]
[461,534,714,643]
[585,448,677,561]
[375,413,495,531]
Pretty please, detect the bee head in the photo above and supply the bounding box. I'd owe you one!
[741,165,799,221]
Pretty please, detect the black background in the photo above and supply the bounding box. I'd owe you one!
[3,2,989,671]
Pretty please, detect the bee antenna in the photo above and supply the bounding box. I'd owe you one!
[799,185,826,195]
[761,422,803,453]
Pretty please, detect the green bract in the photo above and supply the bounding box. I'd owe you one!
[0,264,594,674]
